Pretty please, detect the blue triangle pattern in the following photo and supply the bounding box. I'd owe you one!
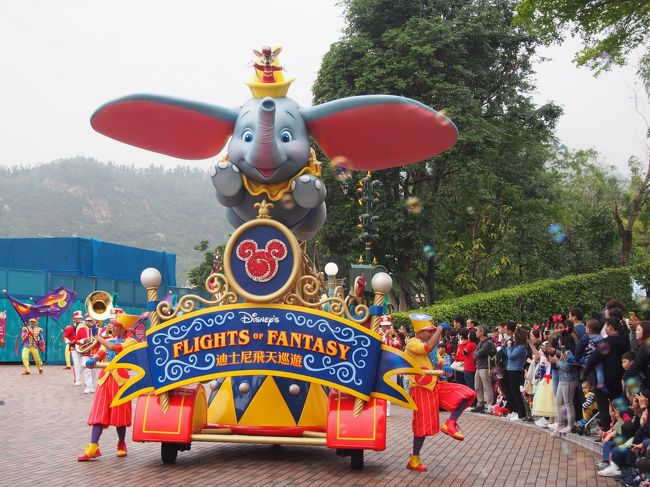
[272,376,310,424]
[231,375,266,422]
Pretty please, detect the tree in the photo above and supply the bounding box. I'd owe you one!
[514,0,650,74]
[313,0,562,307]
[187,240,225,289]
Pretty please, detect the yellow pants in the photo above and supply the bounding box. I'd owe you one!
[22,346,43,372]
[64,346,71,367]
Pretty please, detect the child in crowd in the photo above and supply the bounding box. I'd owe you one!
[549,349,580,436]
[622,351,644,399]
[576,318,606,392]
[489,384,509,416]
[532,340,556,426]
[577,380,597,427]
[430,343,453,381]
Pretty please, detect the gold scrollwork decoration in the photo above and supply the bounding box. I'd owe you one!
[283,285,370,325]
[157,273,239,321]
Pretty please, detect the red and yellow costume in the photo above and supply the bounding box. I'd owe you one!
[78,313,140,461]
[405,314,476,472]
[21,319,44,374]
[87,334,136,428]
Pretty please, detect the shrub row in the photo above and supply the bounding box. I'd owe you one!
[392,262,650,331]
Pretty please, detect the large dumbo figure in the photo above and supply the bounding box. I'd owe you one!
[91,48,457,240]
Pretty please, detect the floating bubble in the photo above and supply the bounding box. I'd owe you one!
[559,442,569,455]
[635,297,649,311]
[547,223,567,244]
[437,109,451,126]
[626,376,642,394]
[406,196,423,214]
[423,244,435,259]
[466,206,475,215]
[598,51,611,62]
[330,156,352,181]
[280,193,296,210]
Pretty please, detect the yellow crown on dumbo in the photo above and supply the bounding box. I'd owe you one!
[110,313,139,331]
[246,44,294,98]
[409,313,435,332]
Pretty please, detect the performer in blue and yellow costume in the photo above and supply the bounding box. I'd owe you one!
[21,317,44,375]
[77,313,139,461]
[405,313,477,472]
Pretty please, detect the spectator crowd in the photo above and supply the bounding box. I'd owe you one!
[390,300,650,487]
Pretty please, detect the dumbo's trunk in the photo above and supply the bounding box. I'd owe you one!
[249,97,285,169]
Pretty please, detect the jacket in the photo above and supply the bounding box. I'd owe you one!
[473,338,496,369]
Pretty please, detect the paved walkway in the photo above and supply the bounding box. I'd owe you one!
[0,364,617,487]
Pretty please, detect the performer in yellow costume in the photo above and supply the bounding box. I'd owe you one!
[405,313,476,472]
[21,317,44,375]
[77,313,139,461]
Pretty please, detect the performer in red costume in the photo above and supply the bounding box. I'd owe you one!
[63,310,83,384]
[76,314,99,393]
[77,313,139,461]
[405,313,477,472]
[379,315,403,417]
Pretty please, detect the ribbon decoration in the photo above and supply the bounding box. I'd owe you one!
[107,304,420,409]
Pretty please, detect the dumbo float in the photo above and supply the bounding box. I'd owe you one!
[91,46,457,240]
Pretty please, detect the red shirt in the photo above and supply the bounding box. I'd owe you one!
[455,341,477,372]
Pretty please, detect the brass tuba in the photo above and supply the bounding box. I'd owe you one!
[85,290,113,321]
[76,291,114,354]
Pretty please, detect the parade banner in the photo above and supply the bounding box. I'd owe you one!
[4,287,76,320]
[107,303,419,408]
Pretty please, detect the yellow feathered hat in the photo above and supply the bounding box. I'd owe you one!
[409,313,435,332]
[110,313,140,331]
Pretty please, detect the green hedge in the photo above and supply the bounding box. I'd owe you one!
[392,262,650,331]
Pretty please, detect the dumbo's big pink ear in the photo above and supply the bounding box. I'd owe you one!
[300,95,457,170]
[91,94,238,160]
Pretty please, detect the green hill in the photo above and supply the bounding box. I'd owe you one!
[0,157,229,285]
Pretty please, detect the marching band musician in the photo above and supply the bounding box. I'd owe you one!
[77,313,138,461]
[63,310,84,384]
[21,317,45,375]
[405,314,476,472]
[76,313,99,393]
[379,315,403,417]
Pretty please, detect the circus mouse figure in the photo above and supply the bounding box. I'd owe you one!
[90,46,457,241]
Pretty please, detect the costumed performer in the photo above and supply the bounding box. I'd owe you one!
[76,314,99,394]
[379,315,403,417]
[405,313,477,472]
[63,310,84,384]
[77,313,139,461]
[21,317,44,375]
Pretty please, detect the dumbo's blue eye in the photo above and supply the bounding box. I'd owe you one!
[280,129,293,143]
[242,129,254,143]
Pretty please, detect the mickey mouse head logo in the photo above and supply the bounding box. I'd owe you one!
[236,239,288,283]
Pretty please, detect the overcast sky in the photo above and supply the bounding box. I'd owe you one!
[1,1,648,175]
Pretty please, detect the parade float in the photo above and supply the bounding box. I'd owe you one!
[89,45,458,469]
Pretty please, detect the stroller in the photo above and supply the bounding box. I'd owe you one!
[575,411,599,436]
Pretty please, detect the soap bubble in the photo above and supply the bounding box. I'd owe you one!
[547,223,567,244]
[423,244,435,259]
[406,196,423,214]
[635,297,649,311]
[330,156,352,181]
[466,206,475,215]
[280,193,295,210]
